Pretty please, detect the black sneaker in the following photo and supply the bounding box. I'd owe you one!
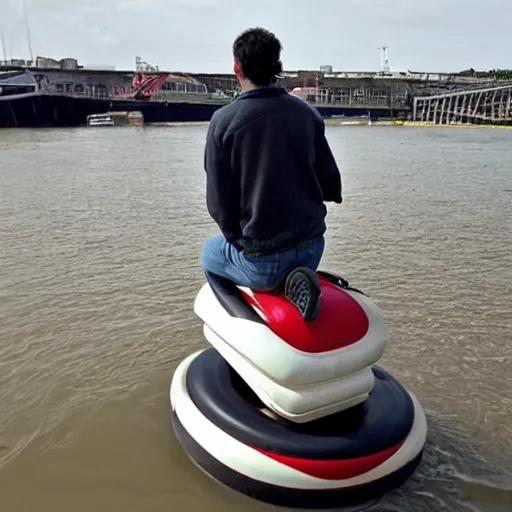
[284,267,321,322]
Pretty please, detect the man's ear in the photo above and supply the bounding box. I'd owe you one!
[234,60,245,79]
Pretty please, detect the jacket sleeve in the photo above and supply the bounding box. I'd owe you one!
[314,120,343,204]
[204,123,242,244]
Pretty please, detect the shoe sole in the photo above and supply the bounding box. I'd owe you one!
[284,267,321,322]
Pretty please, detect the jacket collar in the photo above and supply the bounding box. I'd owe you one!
[237,86,287,100]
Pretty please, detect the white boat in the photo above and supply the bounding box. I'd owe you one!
[86,113,114,127]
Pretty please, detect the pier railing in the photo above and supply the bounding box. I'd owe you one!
[29,83,410,111]
[35,83,229,103]
[412,84,512,125]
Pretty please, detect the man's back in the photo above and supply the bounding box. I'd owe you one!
[205,86,342,257]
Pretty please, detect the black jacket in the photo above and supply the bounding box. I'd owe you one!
[204,86,342,257]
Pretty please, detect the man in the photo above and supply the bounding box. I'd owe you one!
[201,27,342,322]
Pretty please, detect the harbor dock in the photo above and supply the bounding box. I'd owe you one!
[2,56,512,128]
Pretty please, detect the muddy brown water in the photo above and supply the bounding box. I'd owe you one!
[0,125,511,512]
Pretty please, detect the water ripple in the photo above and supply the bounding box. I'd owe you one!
[0,125,510,511]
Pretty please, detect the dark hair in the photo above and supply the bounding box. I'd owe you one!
[233,28,283,86]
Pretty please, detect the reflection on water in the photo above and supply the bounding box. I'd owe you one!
[0,125,511,512]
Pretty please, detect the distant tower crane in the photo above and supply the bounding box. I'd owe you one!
[377,44,390,73]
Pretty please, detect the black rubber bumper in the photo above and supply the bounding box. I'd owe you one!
[186,348,415,459]
[171,410,423,509]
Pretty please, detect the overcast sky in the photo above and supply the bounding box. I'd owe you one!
[1,0,510,73]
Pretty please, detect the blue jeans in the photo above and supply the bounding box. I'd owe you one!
[200,234,325,291]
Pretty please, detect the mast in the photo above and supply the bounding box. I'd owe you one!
[0,28,7,63]
[21,0,34,62]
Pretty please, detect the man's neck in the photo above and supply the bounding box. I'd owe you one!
[239,79,277,94]
[240,80,258,93]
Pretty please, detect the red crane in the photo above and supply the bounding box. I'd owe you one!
[129,72,170,100]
